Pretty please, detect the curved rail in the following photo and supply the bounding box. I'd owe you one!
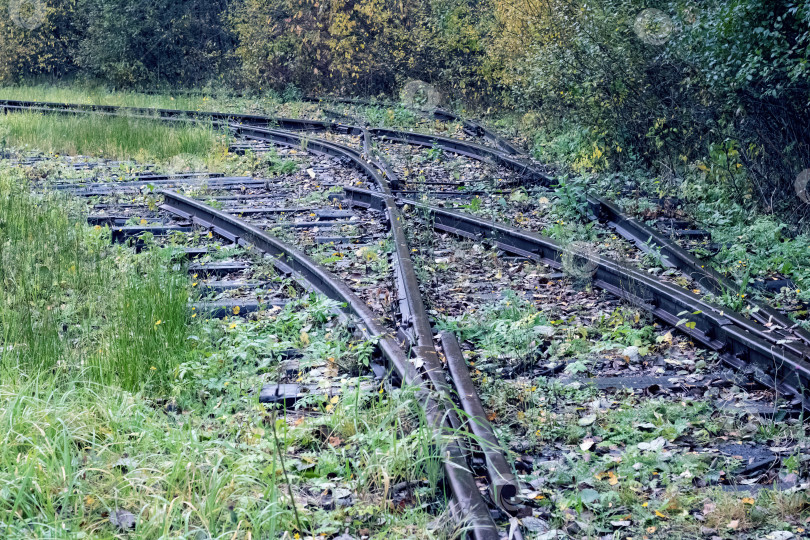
[303,95,523,155]
[7,97,809,392]
[230,122,520,510]
[396,194,810,409]
[158,190,500,539]
[8,97,810,524]
[338,185,810,408]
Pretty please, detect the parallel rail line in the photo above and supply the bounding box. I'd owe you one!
[4,98,810,539]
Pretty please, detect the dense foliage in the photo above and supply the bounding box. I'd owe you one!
[1,0,808,218]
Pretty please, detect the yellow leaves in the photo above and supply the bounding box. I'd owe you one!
[325,394,339,412]
[299,330,310,346]
[594,470,618,485]
[656,331,673,345]
[697,162,710,172]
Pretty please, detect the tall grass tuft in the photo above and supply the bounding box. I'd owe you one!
[0,111,228,163]
[0,165,448,536]
[0,167,190,392]
[0,83,252,113]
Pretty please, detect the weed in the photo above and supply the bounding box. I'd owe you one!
[438,291,550,371]
[0,111,229,165]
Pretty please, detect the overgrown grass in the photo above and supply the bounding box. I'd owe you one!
[0,167,190,391]
[0,83,248,113]
[0,111,229,164]
[437,291,551,370]
[0,166,448,537]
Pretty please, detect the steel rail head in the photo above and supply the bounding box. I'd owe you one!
[0,98,344,133]
[388,196,810,411]
[592,197,810,350]
[441,331,519,512]
[156,189,499,539]
[303,95,522,155]
[357,127,471,435]
[365,127,552,185]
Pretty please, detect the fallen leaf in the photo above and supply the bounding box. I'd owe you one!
[110,509,137,530]
[580,489,600,504]
[638,437,666,451]
[578,414,596,426]
[765,531,795,540]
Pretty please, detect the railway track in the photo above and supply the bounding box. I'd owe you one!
[3,98,810,539]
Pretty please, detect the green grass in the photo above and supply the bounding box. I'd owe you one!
[0,111,229,164]
[446,294,810,538]
[0,164,449,537]
[0,167,191,391]
[0,83,253,113]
